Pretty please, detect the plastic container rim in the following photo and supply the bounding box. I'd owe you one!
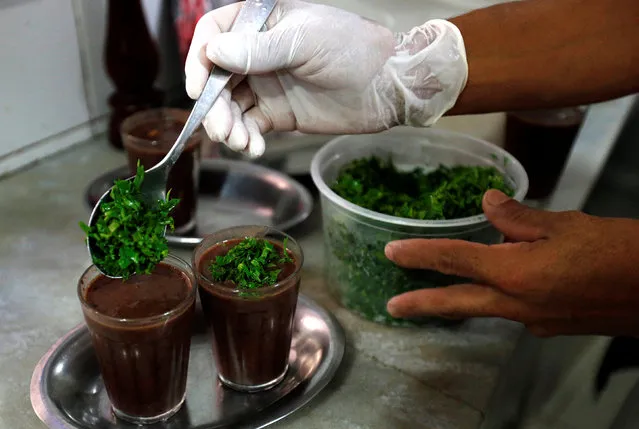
[310,128,529,229]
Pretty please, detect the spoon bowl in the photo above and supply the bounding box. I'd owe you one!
[85,172,170,278]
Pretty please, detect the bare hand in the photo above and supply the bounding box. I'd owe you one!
[385,190,639,337]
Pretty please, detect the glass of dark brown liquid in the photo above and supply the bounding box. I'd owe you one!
[193,226,303,392]
[504,107,585,200]
[121,108,204,235]
[77,255,196,424]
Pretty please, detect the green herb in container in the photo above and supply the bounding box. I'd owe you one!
[310,129,528,327]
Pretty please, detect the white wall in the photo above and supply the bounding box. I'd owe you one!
[0,0,92,176]
[0,0,163,178]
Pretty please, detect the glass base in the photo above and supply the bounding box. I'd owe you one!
[218,364,289,393]
[112,394,185,425]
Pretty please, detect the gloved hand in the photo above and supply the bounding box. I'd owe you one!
[185,0,468,157]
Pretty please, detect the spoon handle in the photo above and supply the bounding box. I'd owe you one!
[158,0,278,172]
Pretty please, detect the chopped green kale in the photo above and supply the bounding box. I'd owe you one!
[330,156,514,220]
[80,162,179,279]
[209,237,293,289]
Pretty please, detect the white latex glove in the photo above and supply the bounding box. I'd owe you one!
[185,0,468,157]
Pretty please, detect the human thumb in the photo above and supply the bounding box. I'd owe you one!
[206,29,297,74]
[482,190,555,242]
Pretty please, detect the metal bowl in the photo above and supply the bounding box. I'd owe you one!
[85,159,314,247]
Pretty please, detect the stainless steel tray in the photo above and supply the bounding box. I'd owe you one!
[31,294,344,429]
[227,131,334,176]
[85,159,314,247]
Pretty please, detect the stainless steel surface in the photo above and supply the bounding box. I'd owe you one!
[86,0,278,277]
[224,132,335,176]
[547,94,637,212]
[85,159,314,247]
[30,294,345,429]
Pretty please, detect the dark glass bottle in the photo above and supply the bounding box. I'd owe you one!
[504,107,586,200]
[104,0,164,149]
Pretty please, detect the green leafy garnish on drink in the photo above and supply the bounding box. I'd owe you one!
[79,162,179,279]
[331,156,514,220]
[209,237,293,289]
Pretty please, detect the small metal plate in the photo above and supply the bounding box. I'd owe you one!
[85,159,314,247]
[255,132,333,176]
[219,131,332,177]
[31,294,345,429]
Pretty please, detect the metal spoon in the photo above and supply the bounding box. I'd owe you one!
[87,0,278,278]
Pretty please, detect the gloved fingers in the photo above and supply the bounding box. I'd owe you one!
[185,3,244,99]
[223,106,272,158]
[244,114,267,159]
[245,106,273,137]
[205,27,303,74]
[185,39,212,100]
[248,74,296,131]
[232,81,256,113]
[202,89,233,142]
[226,102,250,151]
[231,120,265,160]
[228,73,245,91]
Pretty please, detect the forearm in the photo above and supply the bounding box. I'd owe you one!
[447,0,639,114]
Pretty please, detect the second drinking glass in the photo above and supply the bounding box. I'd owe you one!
[193,226,303,392]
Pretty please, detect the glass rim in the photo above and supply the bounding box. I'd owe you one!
[193,225,304,296]
[120,107,203,153]
[78,254,197,325]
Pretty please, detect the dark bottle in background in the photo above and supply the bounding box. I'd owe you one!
[104,0,164,149]
[504,107,586,200]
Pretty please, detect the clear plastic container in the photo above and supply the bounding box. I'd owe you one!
[310,127,528,326]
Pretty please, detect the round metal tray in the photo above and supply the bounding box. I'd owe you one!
[239,131,333,177]
[30,294,345,429]
[85,159,314,247]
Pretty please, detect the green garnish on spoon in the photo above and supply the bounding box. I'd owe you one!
[80,162,179,280]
